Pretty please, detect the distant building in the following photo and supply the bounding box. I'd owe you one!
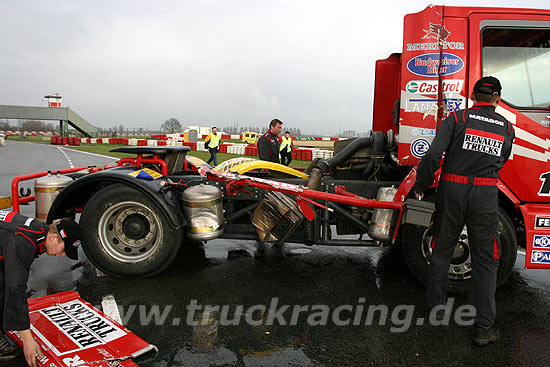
[341,130,356,138]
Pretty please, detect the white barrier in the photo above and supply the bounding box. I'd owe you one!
[230,134,241,140]
[197,142,205,151]
[147,140,157,146]
[128,139,138,146]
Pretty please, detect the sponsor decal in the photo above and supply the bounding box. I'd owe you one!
[422,23,451,41]
[214,157,256,172]
[411,128,436,137]
[405,97,463,113]
[407,42,465,51]
[397,125,436,145]
[407,22,464,51]
[462,128,504,157]
[24,217,34,227]
[60,229,67,239]
[405,80,464,95]
[0,210,15,223]
[535,216,550,229]
[538,171,550,196]
[407,82,419,93]
[128,168,162,180]
[407,53,464,77]
[531,250,550,264]
[411,139,431,158]
[40,300,126,352]
[533,235,550,249]
[468,113,505,127]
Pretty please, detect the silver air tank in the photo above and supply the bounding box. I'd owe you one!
[368,186,398,243]
[181,184,224,241]
[34,173,73,222]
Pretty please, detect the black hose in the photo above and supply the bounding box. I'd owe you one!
[307,136,376,192]
[361,159,375,178]
[316,136,374,174]
[372,131,385,156]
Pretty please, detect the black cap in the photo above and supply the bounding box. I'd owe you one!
[473,76,501,96]
[56,219,81,260]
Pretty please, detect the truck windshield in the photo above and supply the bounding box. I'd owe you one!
[481,28,550,109]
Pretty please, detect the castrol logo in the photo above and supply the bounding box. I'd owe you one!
[406,80,464,95]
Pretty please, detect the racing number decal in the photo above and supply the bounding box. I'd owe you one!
[539,171,550,196]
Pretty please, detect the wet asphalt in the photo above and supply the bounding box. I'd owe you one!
[1,140,549,367]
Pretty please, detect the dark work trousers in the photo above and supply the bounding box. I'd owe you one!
[427,179,500,327]
[207,147,218,166]
[280,150,292,166]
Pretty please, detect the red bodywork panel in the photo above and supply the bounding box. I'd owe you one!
[397,5,468,166]
[7,291,156,367]
[372,53,401,134]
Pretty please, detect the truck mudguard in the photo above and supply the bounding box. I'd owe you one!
[46,166,185,230]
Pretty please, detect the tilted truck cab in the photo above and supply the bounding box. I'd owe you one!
[373,5,550,269]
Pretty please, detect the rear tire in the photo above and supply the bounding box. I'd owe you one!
[80,184,182,277]
[401,207,517,293]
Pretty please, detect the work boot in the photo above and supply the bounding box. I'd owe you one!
[472,325,500,346]
[0,333,19,360]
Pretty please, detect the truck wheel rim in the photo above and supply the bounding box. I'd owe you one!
[421,226,472,280]
[98,201,163,263]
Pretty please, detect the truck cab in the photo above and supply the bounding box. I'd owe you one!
[373,5,550,269]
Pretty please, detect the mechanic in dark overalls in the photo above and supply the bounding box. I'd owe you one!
[0,211,81,366]
[414,77,514,346]
[258,119,283,163]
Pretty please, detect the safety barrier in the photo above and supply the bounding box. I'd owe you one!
[52,136,337,161]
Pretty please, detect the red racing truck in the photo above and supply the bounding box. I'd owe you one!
[9,5,550,293]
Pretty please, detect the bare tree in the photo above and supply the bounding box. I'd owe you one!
[21,120,45,131]
[161,118,182,134]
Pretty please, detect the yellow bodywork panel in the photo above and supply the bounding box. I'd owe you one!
[214,157,308,179]
[186,155,209,167]
[0,196,12,210]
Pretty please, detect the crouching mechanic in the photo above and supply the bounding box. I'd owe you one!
[0,211,81,366]
[413,76,514,346]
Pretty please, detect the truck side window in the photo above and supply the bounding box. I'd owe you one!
[481,28,550,111]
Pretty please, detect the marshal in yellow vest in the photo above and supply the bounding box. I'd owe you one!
[280,136,293,153]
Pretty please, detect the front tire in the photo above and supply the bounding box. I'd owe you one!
[80,184,182,277]
[401,207,517,293]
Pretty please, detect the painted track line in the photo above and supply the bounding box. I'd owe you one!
[18,141,118,160]
[101,294,123,324]
[59,146,118,160]
[57,147,75,168]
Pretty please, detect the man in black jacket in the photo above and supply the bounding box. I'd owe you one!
[0,211,81,366]
[413,77,514,346]
[258,119,283,163]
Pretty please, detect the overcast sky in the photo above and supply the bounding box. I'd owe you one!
[0,0,548,135]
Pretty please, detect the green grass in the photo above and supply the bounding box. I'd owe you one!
[7,135,51,144]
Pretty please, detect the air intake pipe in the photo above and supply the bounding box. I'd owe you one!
[307,131,385,191]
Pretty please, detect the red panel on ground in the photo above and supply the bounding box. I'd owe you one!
[7,291,156,367]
